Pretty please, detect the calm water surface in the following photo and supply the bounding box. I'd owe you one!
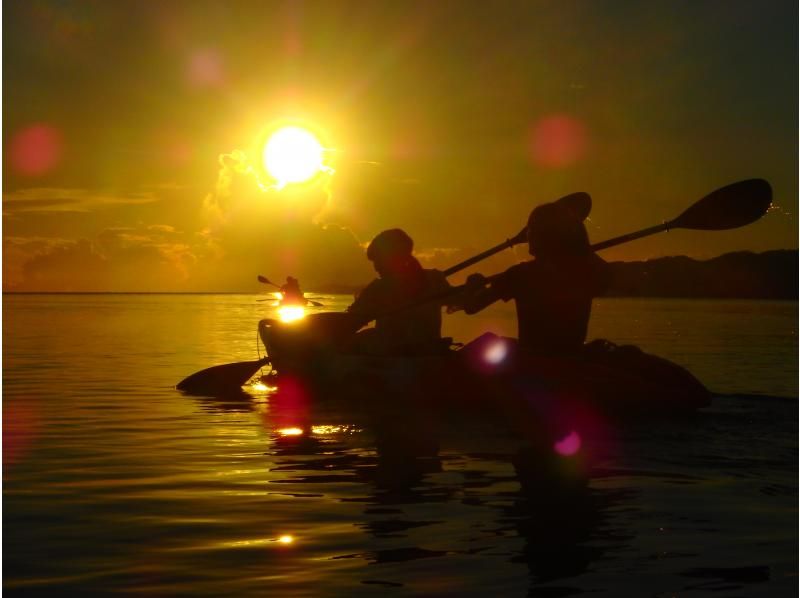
[4,294,798,596]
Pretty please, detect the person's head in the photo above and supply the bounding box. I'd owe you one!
[527,192,591,258]
[286,276,298,285]
[366,228,416,277]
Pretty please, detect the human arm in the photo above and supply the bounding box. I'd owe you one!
[445,272,506,315]
[346,279,382,328]
[461,274,503,314]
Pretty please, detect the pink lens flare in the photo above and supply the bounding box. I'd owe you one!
[10,124,63,176]
[529,114,588,168]
[483,338,509,365]
[553,430,582,456]
[3,403,41,466]
[188,49,226,88]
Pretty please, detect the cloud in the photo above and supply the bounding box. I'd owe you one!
[5,149,480,292]
[3,188,159,214]
[7,225,197,291]
[19,239,110,291]
[415,245,525,283]
[195,148,372,291]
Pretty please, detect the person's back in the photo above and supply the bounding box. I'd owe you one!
[348,229,451,355]
[463,193,609,355]
[280,277,304,304]
[490,253,607,354]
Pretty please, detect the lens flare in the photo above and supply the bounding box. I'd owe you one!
[10,124,63,176]
[529,114,588,168]
[262,126,323,188]
[483,338,509,365]
[553,430,582,456]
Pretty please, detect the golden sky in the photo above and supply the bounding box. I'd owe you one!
[3,0,797,291]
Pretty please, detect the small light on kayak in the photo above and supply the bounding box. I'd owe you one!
[278,305,305,323]
[277,427,304,437]
[483,338,509,365]
[553,430,581,456]
[277,534,294,545]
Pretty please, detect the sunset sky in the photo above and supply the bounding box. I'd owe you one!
[3,0,797,292]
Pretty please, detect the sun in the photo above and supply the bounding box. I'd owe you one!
[262,126,324,188]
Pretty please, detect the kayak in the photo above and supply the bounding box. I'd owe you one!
[257,315,712,414]
[278,297,324,308]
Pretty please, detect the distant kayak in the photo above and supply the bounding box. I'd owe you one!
[258,316,712,414]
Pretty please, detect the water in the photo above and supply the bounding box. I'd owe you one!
[4,294,798,596]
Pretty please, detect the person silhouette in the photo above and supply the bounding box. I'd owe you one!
[279,276,305,305]
[461,193,609,356]
[346,229,453,355]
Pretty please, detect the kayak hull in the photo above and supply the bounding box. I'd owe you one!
[259,320,712,414]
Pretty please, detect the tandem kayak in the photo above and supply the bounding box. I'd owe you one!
[257,315,712,414]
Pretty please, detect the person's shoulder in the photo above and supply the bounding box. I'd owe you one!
[423,268,448,281]
[359,277,386,295]
[503,260,537,278]
[350,277,384,302]
[490,260,535,287]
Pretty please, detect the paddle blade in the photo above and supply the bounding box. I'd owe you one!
[257,275,272,285]
[672,179,772,231]
[177,357,269,395]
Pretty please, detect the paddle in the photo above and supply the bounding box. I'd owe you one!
[376,178,773,312]
[589,179,772,251]
[257,275,324,307]
[257,275,280,288]
[177,357,270,395]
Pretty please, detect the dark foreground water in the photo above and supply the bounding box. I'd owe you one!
[4,294,798,596]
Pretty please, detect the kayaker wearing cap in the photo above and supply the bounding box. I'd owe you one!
[461,193,610,356]
[347,228,452,355]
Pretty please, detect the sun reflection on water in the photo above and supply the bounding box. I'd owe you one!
[278,305,305,322]
[277,427,304,436]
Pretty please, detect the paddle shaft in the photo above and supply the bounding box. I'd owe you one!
[443,230,526,276]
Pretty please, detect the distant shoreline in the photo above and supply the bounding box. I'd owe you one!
[4,249,797,300]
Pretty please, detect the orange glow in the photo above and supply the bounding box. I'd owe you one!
[278,535,294,545]
[262,126,324,188]
[277,427,304,436]
[277,305,305,322]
